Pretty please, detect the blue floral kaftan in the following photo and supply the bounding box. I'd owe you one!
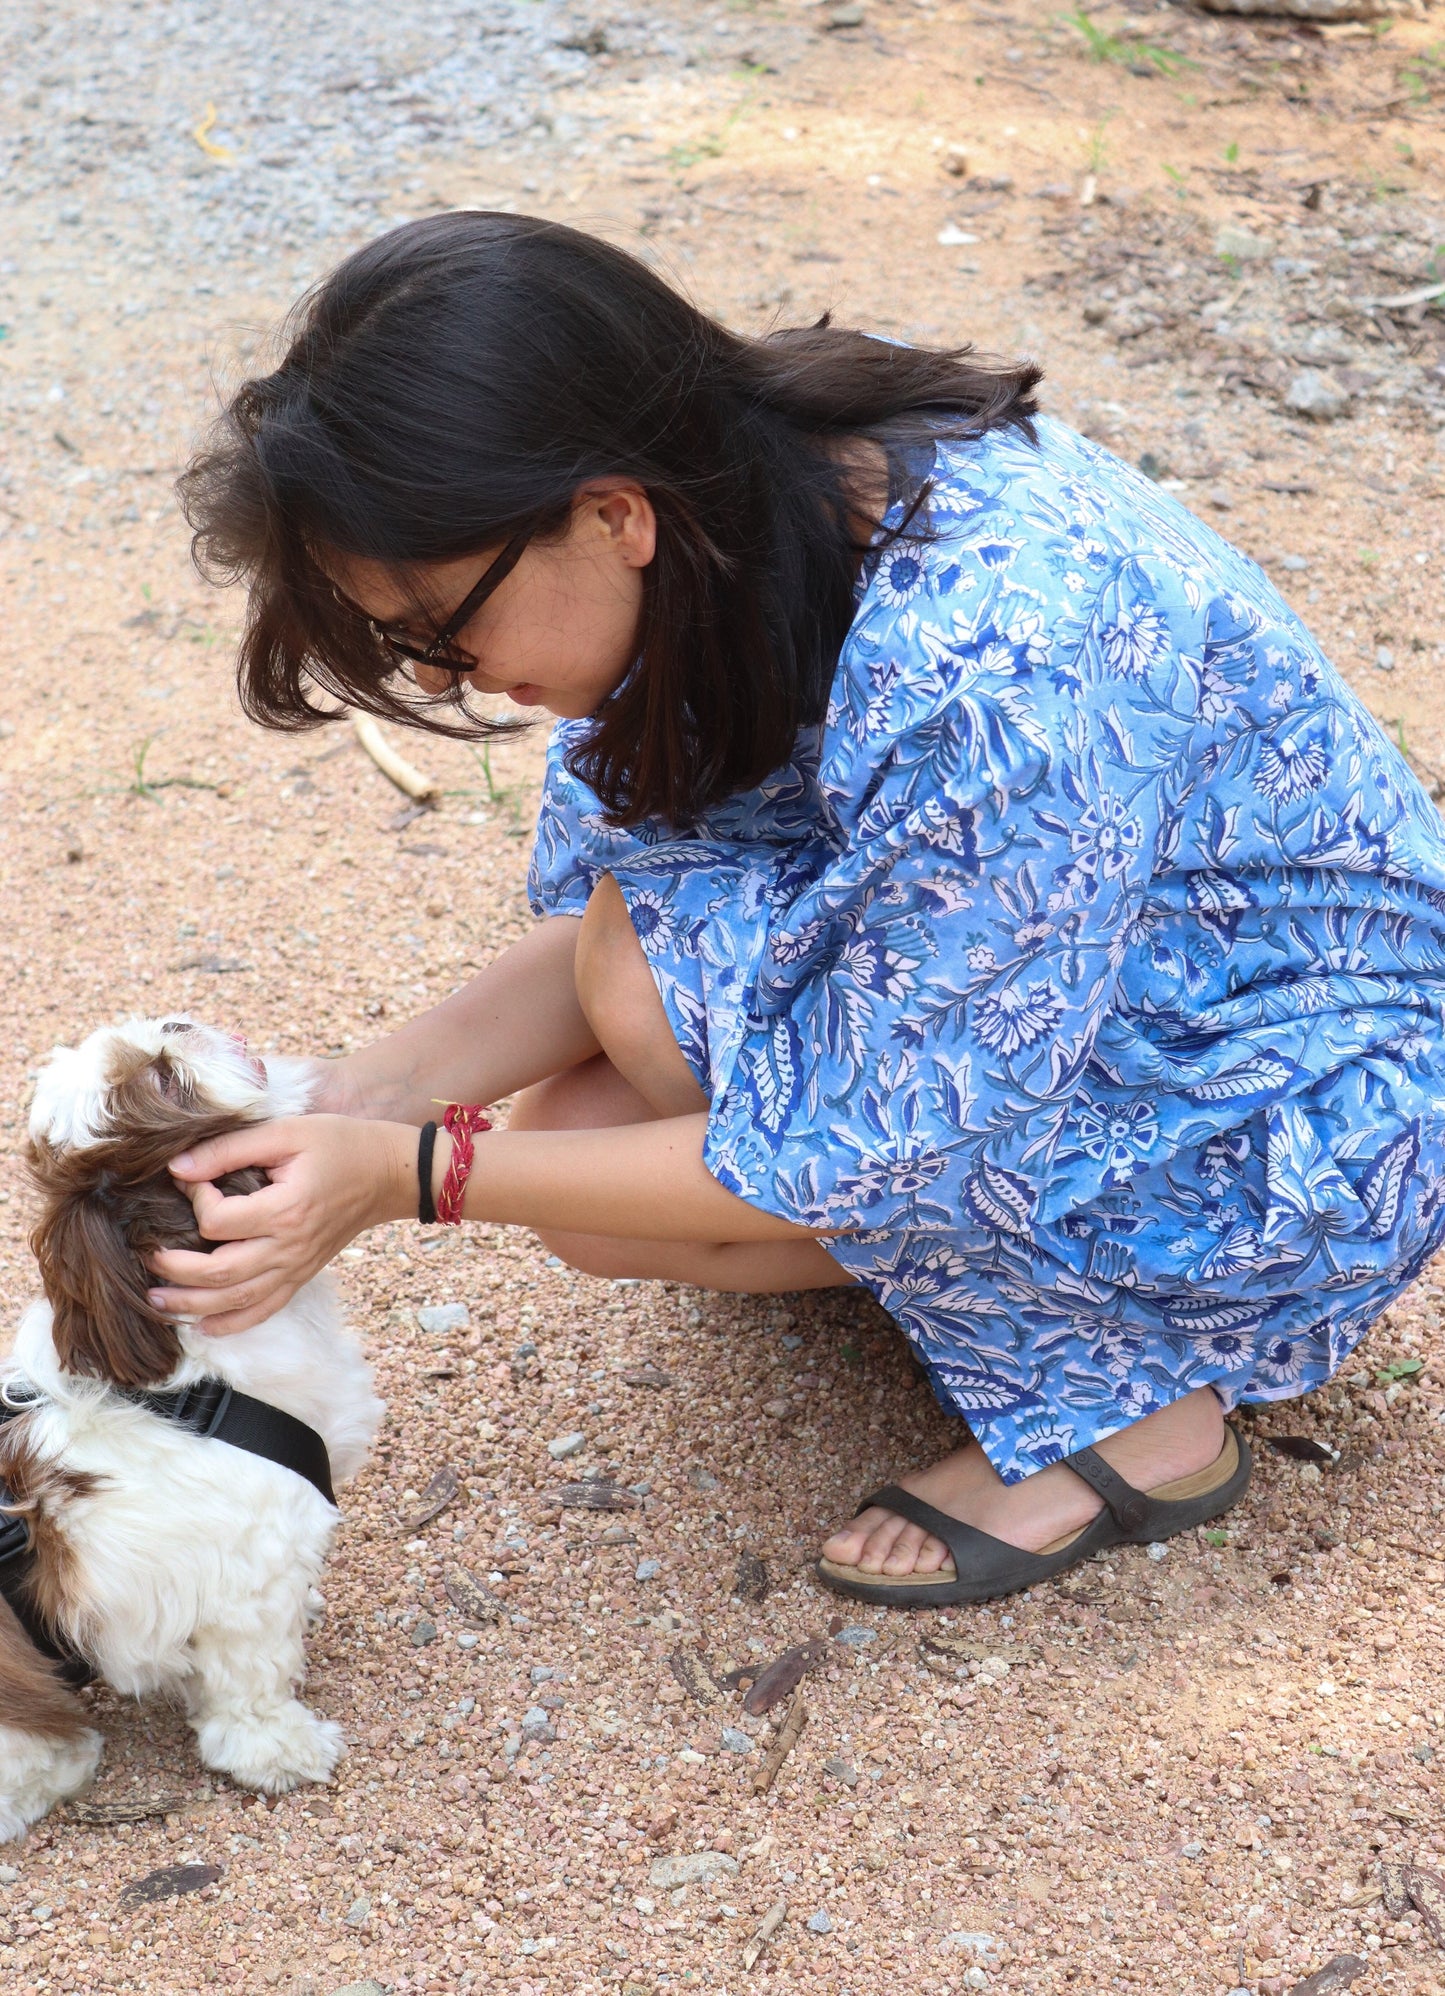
[529,417,1445,1483]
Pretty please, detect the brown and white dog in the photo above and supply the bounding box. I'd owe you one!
[0,1017,382,1839]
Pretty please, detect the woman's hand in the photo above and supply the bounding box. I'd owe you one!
[147,1115,419,1337]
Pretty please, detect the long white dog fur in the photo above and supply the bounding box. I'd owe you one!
[0,1017,383,1841]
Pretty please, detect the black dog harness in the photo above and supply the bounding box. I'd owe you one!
[0,1377,336,1688]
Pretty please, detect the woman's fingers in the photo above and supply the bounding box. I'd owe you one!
[168,1118,308,1182]
[147,1240,277,1291]
[186,1176,287,1241]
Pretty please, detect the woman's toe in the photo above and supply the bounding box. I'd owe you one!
[854,1512,909,1573]
[820,1507,889,1567]
[879,1521,931,1575]
[912,1531,953,1575]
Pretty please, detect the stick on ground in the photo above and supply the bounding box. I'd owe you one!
[741,1899,787,1972]
[352,713,441,804]
[752,1690,808,1796]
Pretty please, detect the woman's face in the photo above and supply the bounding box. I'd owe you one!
[332,482,655,720]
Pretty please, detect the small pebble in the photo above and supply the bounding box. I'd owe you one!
[720,1727,754,1754]
[456,1631,479,1649]
[1279,553,1310,572]
[635,1557,662,1581]
[342,1895,371,1928]
[547,1431,586,1460]
[781,1334,804,1350]
[1146,1542,1169,1562]
[687,1466,720,1491]
[964,1973,989,1993]
[835,1625,877,1648]
[1284,370,1350,421]
[521,1706,556,1743]
[824,1755,859,1786]
[1180,1840,1205,1860]
[0,1867,18,1887]
[943,1931,1000,1962]
[416,1303,469,1335]
[410,1619,437,1647]
[1214,224,1273,262]
[330,1982,389,1996]
[649,1852,739,1889]
[1207,486,1232,511]
[825,2,865,25]
[530,1665,556,1683]
[1376,646,1395,672]
[807,1908,834,1934]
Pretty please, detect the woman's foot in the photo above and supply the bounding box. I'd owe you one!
[819,1387,1227,1578]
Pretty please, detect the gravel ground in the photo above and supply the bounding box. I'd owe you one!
[3,4,1445,1994]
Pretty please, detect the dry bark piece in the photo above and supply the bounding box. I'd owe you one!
[118,1862,222,1908]
[732,1552,770,1603]
[752,1691,809,1796]
[550,1481,639,1511]
[1286,1958,1369,1996]
[398,1466,459,1532]
[622,1366,673,1389]
[442,1564,503,1625]
[1405,1865,1445,1945]
[70,1794,187,1825]
[1378,1863,1411,1919]
[1267,1435,1338,1465]
[740,1640,826,1716]
[741,1898,788,1971]
[920,1632,1036,1664]
[1194,2,1409,18]
[352,712,440,803]
[670,1646,726,1708]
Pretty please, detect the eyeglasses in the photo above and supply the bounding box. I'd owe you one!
[365,526,533,674]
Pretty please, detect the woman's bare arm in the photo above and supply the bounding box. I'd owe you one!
[312,914,598,1122]
[149,1112,829,1335]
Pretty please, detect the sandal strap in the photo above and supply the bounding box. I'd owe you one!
[856,1483,1012,1570]
[1060,1446,1151,1535]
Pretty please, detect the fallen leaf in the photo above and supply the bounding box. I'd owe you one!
[731,1552,769,1603]
[118,1863,222,1908]
[549,1481,639,1512]
[670,1647,726,1708]
[1267,1435,1338,1465]
[621,1367,673,1389]
[442,1564,503,1625]
[397,1466,459,1532]
[1286,1957,1369,1996]
[1405,1864,1445,1946]
[69,1795,187,1825]
[738,1640,826,1716]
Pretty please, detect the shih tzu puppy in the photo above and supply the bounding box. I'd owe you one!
[0,1017,382,1840]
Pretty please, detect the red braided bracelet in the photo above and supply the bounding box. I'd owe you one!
[436,1103,492,1225]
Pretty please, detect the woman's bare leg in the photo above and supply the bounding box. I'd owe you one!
[509,876,854,1294]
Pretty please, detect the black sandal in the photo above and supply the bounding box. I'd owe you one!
[816,1424,1252,1608]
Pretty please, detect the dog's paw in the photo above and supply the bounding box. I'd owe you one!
[196,1703,345,1794]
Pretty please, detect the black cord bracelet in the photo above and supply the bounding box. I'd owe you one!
[417,1120,439,1225]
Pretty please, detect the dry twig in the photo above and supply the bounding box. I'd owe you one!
[741,1899,787,1972]
[353,713,440,804]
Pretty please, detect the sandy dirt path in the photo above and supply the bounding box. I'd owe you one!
[2,4,1445,1993]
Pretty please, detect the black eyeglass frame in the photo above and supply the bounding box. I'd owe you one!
[365,525,534,674]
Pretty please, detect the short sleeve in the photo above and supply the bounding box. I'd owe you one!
[702,556,1210,1237]
[527,721,654,920]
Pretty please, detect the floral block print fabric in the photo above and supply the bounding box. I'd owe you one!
[530,416,1445,1482]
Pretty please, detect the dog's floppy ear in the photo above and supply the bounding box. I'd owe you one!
[28,1156,189,1389]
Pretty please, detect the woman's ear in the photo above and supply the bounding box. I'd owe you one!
[29,1170,184,1390]
[581,481,656,569]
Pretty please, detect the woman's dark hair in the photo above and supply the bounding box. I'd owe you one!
[179,213,1042,828]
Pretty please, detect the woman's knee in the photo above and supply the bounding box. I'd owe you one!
[575,874,707,1116]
